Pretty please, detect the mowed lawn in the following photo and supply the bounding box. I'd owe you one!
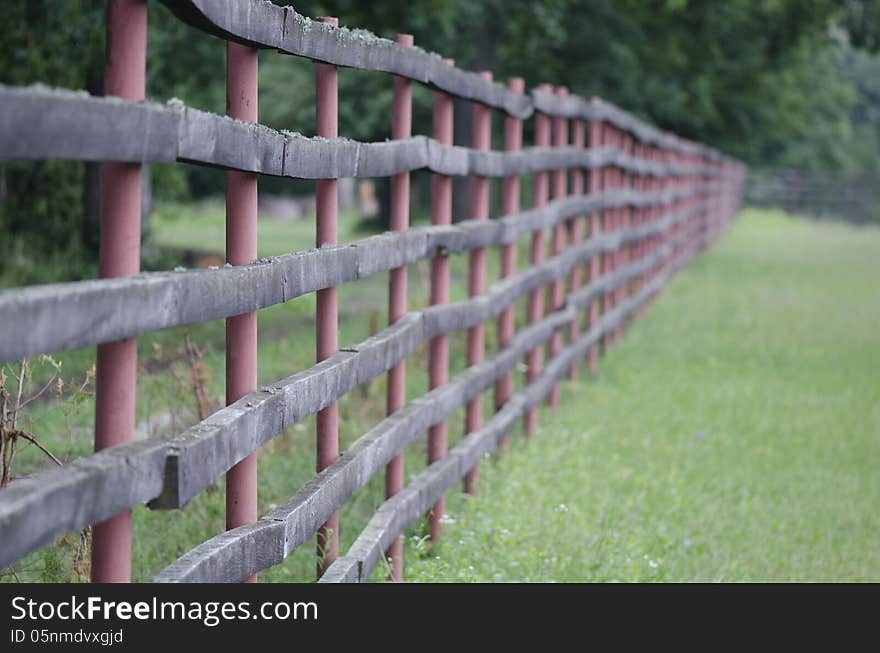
[406,209,880,582]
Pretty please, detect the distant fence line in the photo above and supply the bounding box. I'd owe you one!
[0,0,745,583]
[747,168,880,224]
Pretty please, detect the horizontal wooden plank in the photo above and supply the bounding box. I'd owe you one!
[0,183,716,363]
[0,84,180,163]
[0,439,168,571]
[1,85,721,179]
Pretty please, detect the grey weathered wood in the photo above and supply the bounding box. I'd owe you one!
[152,519,286,584]
[530,89,729,163]
[159,0,534,119]
[179,105,285,175]
[0,439,168,571]
[157,0,735,165]
[0,187,712,364]
[1,86,720,181]
[0,84,180,163]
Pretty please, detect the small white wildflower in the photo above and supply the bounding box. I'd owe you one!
[294,423,306,432]
[268,503,278,510]
[439,513,456,525]
[648,559,658,569]
[557,503,568,512]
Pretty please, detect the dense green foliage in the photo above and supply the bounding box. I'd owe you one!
[1,1,878,283]
[407,209,880,581]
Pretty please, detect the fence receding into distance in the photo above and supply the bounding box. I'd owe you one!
[0,0,745,583]
[746,168,880,224]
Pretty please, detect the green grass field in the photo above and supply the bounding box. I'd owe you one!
[406,208,880,582]
[4,207,878,582]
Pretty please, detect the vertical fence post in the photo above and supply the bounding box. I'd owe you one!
[524,83,553,437]
[646,143,656,303]
[548,86,568,409]
[586,102,603,375]
[428,58,455,543]
[92,0,147,584]
[616,133,631,341]
[654,144,662,290]
[613,130,626,342]
[384,32,413,582]
[568,115,585,383]
[659,140,672,298]
[225,39,260,585]
[495,77,525,449]
[600,124,615,353]
[633,142,643,302]
[315,16,340,577]
[464,71,493,495]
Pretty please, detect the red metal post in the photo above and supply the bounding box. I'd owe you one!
[92,0,147,584]
[316,16,340,577]
[635,143,650,296]
[384,32,413,582]
[568,117,585,383]
[524,84,553,437]
[548,86,568,408]
[586,104,602,375]
[615,133,632,342]
[495,77,525,448]
[224,41,260,584]
[427,59,454,543]
[464,71,493,495]
[613,128,625,341]
[600,124,615,353]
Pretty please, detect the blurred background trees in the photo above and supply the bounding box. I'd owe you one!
[1,0,878,283]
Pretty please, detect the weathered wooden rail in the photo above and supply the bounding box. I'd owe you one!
[0,0,745,582]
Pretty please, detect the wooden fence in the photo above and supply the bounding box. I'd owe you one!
[0,0,745,583]
[746,168,880,224]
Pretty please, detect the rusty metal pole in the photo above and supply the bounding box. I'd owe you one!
[524,84,552,437]
[92,0,147,584]
[613,129,625,342]
[427,59,454,543]
[586,104,602,375]
[615,133,631,342]
[636,143,646,298]
[548,86,568,409]
[600,124,614,353]
[464,71,493,495]
[632,142,641,302]
[654,144,665,290]
[225,39,260,585]
[384,33,413,582]
[315,16,339,577]
[495,77,524,448]
[568,116,585,384]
